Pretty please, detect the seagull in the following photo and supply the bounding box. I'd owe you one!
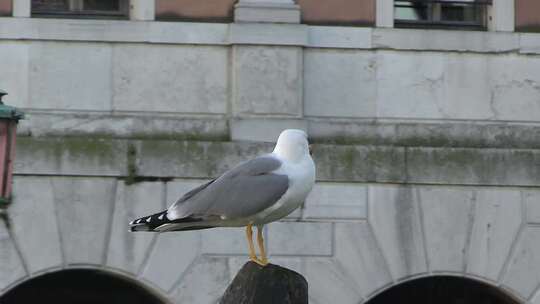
[129,129,316,266]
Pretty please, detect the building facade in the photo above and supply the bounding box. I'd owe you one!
[0,0,540,303]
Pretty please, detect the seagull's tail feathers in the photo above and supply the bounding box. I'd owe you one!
[129,210,215,232]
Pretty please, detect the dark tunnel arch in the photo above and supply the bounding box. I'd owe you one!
[0,268,166,304]
[366,276,521,304]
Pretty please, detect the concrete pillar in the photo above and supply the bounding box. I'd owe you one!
[234,0,300,23]
[488,0,515,32]
[12,0,31,17]
[130,0,155,21]
[376,0,394,28]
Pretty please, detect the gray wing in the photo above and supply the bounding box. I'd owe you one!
[168,155,289,221]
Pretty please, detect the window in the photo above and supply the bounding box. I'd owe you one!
[32,0,128,18]
[394,0,491,30]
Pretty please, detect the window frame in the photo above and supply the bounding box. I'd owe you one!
[394,0,492,30]
[31,0,129,19]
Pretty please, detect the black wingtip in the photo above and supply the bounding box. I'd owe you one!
[129,210,169,232]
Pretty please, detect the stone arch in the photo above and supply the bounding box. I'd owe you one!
[364,275,521,304]
[0,268,169,304]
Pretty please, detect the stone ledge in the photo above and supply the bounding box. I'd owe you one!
[17,111,229,141]
[0,18,539,54]
[372,28,519,53]
[13,136,540,187]
[234,2,301,24]
[16,114,540,150]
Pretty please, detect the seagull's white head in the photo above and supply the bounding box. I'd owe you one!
[273,129,310,162]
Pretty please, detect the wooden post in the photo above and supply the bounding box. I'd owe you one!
[220,261,308,304]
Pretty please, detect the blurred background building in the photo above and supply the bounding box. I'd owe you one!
[0,0,539,303]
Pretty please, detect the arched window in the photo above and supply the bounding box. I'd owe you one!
[0,269,165,304]
[366,276,520,304]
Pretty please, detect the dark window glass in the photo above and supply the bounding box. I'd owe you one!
[394,0,490,30]
[84,0,119,11]
[32,0,68,12]
[32,0,127,17]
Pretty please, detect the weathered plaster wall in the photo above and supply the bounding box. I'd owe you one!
[1,17,540,304]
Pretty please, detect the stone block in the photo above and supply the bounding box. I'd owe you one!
[520,33,540,54]
[376,0,393,28]
[488,0,515,32]
[169,257,230,304]
[368,185,428,281]
[53,177,117,265]
[502,227,540,299]
[419,187,474,273]
[377,51,495,120]
[334,222,393,298]
[29,41,112,111]
[234,1,300,23]
[106,181,165,274]
[14,137,128,177]
[304,49,377,118]
[230,118,307,142]
[267,222,332,256]
[303,182,367,220]
[200,227,248,255]
[304,258,363,304]
[443,53,492,119]
[130,0,155,21]
[0,41,29,108]
[9,177,63,274]
[376,51,446,119]
[308,26,372,49]
[0,222,27,292]
[230,23,307,46]
[113,44,228,114]
[467,188,522,281]
[233,45,302,116]
[524,190,540,224]
[140,231,200,292]
[489,54,540,121]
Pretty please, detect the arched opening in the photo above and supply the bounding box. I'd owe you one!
[366,276,520,304]
[0,269,166,304]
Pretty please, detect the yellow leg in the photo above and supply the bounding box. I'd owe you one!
[246,224,266,266]
[257,226,268,265]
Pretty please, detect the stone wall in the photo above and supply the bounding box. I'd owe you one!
[1,17,540,304]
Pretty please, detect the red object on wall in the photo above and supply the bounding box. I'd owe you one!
[0,90,24,206]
